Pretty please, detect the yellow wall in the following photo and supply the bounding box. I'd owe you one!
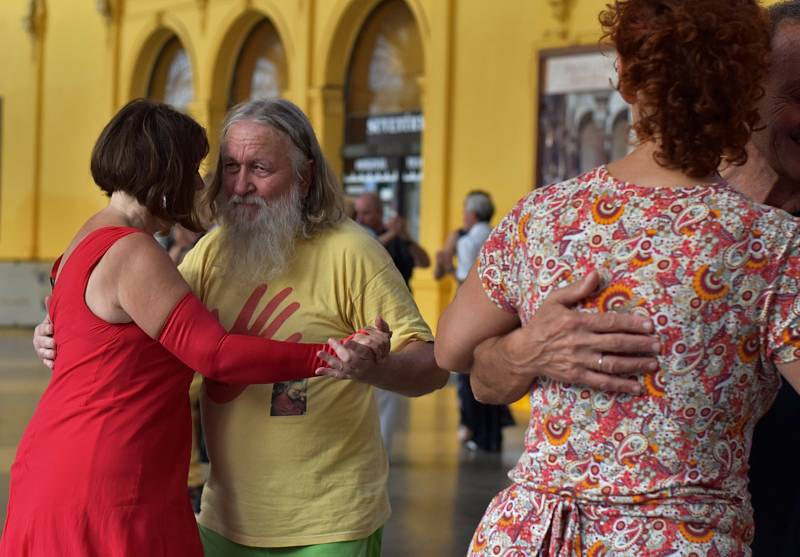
[0,1,39,259]
[0,0,780,325]
[39,1,113,257]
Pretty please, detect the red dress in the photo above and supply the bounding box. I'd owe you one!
[0,227,327,556]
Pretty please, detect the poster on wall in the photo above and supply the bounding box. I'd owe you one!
[536,48,631,188]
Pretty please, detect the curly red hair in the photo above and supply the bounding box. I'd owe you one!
[600,0,771,177]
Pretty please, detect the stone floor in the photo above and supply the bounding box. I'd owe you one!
[0,328,528,556]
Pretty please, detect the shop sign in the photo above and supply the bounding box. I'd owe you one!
[345,112,423,146]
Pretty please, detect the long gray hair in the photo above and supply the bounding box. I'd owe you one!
[206,99,345,239]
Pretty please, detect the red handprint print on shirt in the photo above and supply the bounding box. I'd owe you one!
[205,284,305,405]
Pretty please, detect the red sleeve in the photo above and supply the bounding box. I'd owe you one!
[158,292,332,383]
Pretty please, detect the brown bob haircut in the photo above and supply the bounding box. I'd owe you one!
[90,98,209,232]
[601,0,771,178]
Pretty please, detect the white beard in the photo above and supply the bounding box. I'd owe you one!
[216,187,302,283]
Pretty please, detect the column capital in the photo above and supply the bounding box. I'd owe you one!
[545,0,577,40]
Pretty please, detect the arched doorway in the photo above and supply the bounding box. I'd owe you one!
[228,18,288,106]
[147,35,193,112]
[342,0,424,240]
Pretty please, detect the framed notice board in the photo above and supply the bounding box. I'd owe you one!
[536,47,631,188]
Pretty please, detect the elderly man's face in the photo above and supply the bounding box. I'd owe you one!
[752,22,800,184]
[221,120,299,220]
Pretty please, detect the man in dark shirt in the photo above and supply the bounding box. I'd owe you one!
[354,192,429,286]
[354,191,431,458]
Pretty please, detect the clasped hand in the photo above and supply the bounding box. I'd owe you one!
[316,317,392,381]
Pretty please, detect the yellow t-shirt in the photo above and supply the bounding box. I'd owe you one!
[186,373,206,488]
[178,219,434,547]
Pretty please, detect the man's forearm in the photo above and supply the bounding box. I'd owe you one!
[434,252,454,279]
[378,230,396,246]
[368,341,448,396]
[470,334,533,405]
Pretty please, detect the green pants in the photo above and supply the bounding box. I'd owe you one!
[198,524,383,557]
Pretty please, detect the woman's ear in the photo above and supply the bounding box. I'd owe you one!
[615,57,637,104]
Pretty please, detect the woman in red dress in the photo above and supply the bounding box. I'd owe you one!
[0,99,388,556]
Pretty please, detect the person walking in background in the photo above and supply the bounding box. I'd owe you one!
[434,190,494,284]
[435,191,514,452]
[436,0,799,554]
[354,190,433,458]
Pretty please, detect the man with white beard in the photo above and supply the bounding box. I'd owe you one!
[171,99,447,556]
[32,100,444,555]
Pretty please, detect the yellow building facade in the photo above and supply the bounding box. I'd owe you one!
[0,0,778,326]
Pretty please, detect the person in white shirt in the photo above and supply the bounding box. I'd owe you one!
[435,190,514,451]
[435,190,495,283]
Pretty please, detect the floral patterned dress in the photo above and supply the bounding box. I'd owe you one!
[472,166,800,557]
